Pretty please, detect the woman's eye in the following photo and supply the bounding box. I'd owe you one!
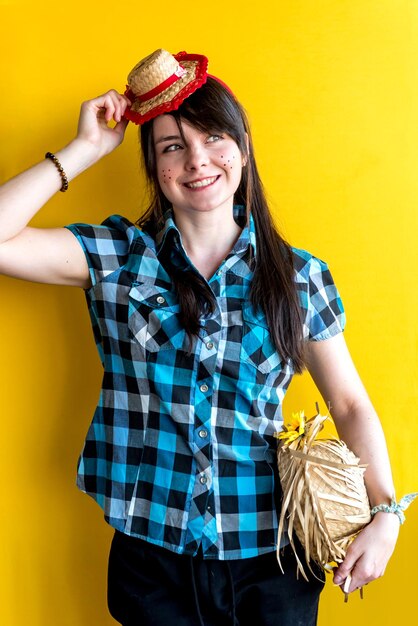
[163,144,182,153]
[207,134,223,143]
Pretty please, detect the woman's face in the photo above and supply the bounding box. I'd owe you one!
[152,114,244,218]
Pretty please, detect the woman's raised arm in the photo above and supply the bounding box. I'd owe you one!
[0,90,130,287]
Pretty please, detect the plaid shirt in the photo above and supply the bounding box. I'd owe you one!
[65,207,345,560]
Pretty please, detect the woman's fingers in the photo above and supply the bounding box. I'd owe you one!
[93,91,125,124]
[340,555,382,594]
[77,90,132,155]
[333,545,358,589]
[333,513,399,595]
[79,90,131,125]
[103,90,131,123]
[113,116,130,138]
[103,91,128,123]
[115,93,131,122]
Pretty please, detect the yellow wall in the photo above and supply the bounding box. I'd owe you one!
[1,1,417,624]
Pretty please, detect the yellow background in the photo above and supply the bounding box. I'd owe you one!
[1,1,417,624]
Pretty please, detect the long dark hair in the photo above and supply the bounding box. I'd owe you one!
[137,77,305,373]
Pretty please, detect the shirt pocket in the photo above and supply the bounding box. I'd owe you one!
[240,303,283,374]
[128,281,186,352]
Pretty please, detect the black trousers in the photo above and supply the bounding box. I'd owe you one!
[107,530,325,626]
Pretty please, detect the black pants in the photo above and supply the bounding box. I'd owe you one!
[107,530,325,626]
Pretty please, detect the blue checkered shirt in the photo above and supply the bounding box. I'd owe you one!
[65,207,345,560]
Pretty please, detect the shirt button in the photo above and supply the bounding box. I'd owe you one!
[200,383,209,393]
[199,475,208,485]
[198,429,208,439]
[156,296,165,304]
[206,341,214,350]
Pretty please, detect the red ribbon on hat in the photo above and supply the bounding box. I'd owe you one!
[136,65,187,103]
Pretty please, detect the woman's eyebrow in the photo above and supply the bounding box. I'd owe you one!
[155,134,182,145]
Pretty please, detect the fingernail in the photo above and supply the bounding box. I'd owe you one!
[334,576,342,584]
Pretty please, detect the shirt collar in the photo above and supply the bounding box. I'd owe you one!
[155,206,257,257]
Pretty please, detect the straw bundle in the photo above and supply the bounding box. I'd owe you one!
[276,409,371,582]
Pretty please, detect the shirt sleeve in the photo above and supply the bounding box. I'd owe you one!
[293,248,346,341]
[64,214,137,288]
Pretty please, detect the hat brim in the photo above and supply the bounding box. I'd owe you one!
[123,52,208,125]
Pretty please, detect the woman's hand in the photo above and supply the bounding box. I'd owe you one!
[76,90,131,160]
[333,512,400,594]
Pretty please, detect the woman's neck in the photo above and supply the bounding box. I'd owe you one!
[173,208,242,278]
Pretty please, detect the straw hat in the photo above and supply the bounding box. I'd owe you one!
[124,49,208,125]
[275,410,371,583]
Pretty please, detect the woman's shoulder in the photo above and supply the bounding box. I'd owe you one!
[290,246,345,337]
[64,214,158,287]
[291,246,330,282]
[65,213,155,249]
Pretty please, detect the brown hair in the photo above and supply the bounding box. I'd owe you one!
[137,77,305,372]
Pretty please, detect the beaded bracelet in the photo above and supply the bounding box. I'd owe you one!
[45,152,69,192]
[370,493,418,525]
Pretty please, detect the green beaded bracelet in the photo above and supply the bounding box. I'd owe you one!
[370,493,418,525]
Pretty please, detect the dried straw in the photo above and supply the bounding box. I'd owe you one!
[276,411,371,583]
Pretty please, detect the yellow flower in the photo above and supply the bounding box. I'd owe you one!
[277,410,305,444]
[286,410,305,432]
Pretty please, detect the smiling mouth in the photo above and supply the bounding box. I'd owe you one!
[183,175,220,189]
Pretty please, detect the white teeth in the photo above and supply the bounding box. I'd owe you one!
[185,176,217,189]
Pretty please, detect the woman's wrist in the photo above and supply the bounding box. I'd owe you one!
[370,493,418,525]
[54,137,102,183]
[371,510,401,526]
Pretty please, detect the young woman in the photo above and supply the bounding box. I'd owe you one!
[0,49,402,626]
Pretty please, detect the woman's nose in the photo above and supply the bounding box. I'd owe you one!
[184,144,209,170]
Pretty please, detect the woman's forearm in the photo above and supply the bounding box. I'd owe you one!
[0,138,98,244]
